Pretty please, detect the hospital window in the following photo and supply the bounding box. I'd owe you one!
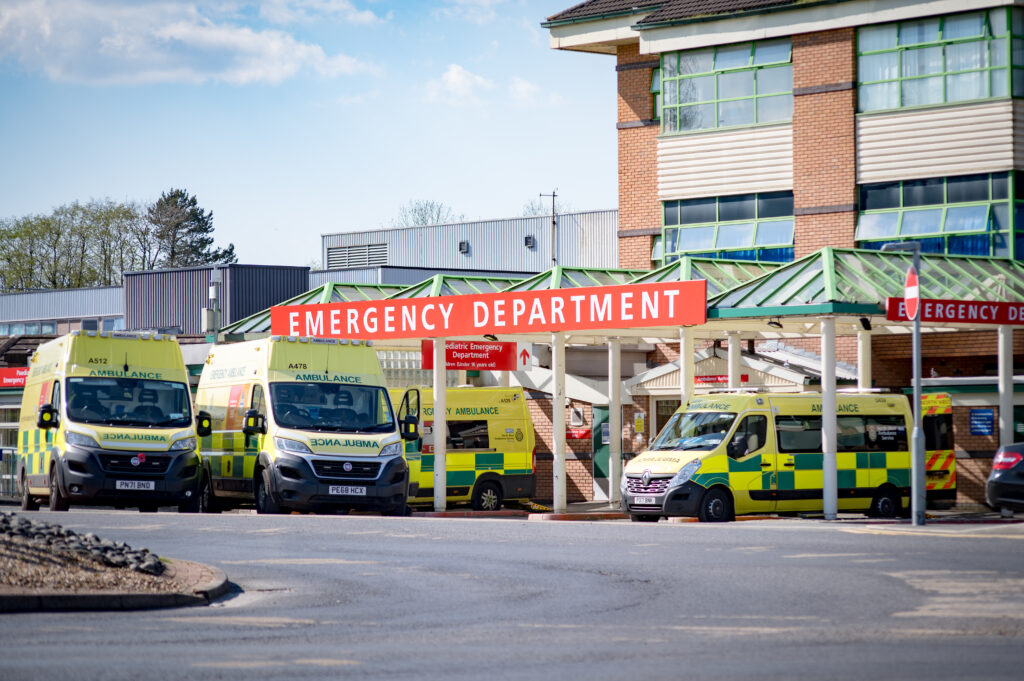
[660,191,795,263]
[855,171,1022,259]
[857,8,1022,112]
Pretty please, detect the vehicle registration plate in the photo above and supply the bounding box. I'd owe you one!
[116,480,155,491]
[633,496,657,505]
[329,485,366,496]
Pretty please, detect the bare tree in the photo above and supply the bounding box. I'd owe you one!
[389,199,464,227]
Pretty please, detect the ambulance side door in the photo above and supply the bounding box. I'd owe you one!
[726,412,774,514]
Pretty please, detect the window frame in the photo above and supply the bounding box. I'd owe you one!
[661,192,796,263]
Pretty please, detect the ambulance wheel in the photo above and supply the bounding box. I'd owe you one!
[255,468,281,515]
[199,472,221,513]
[869,488,900,519]
[49,470,69,512]
[471,481,503,511]
[630,514,659,522]
[20,474,39,511]
[698,488,733,522]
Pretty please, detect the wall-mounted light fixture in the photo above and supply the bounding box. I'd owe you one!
[458,240,469,254]
[767,317,784,329]
[524,235,536,249]
[859,317,872,331]
[483,334,498,342]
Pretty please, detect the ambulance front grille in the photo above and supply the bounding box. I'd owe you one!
[626,476,671,495]
[99,454,171,474]
[312,459,381,479]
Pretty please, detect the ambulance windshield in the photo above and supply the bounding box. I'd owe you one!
[649,411,736,451]
[270,382,395,433]
[66,377,192,427]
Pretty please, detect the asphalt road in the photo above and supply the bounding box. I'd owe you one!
[2,509,1023,681]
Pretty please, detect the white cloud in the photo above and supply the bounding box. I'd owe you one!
[425,64,493,104]
[508,76,562,108]
[258,0,382,26]
[0,0,373,85]
[435,0,507,24]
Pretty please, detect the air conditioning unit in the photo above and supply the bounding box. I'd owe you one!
[458,241,469,254]
[524,235,536,249]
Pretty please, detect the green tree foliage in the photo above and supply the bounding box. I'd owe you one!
[0,190,236,292]
[147,189,236,268]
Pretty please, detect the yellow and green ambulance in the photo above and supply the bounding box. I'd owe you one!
[392,387,535,510]
[17,331,202,513]
[921,392,957,507]
[195,336,418,515]
[622,392,913,522]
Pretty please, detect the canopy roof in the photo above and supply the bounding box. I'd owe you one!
[505,266,645,291]
[631,257,781,297]
[709,248,1024,322]
[388,274,523,299]
[222,282,404,336]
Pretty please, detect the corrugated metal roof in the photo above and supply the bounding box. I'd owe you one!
[389,274,524,299]
[0,286,123,323]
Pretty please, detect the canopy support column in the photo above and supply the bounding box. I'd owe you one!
[727,332,741,389]
[999,325,1014,448]
[680,326,694,405]
[608,337,622,508]
[857,329,872,391]
[499,370,510,388]
[821,317,838,520]
[433,338,447,512]
[552,332,567,513]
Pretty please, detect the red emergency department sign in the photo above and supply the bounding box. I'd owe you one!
[0,367,28,387]
[270,281,707,340]
[421,340,517,370]
[886,298,1024,325]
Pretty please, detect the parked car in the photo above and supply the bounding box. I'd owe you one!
[985,443,1024,513]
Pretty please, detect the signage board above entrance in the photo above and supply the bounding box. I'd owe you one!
[421,339,516,371]
[0,367,28,387]
[271,281,707,340]
[886,298,1024,325]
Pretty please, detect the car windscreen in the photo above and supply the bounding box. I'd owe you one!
[270,382,395,433]
[65,377,192,428]
[648,411,737,451]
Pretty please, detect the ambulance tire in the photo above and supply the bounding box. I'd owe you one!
[20,473,39,511]
[255,468,282,515]
[49,469,70,512]
[697,487,733,523]
[471,481,503,511]
[868,487,901,519]
[199,470,221,514]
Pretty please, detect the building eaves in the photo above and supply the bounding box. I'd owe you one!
[542,0,663,27]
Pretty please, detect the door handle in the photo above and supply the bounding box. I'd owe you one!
[783,462,795,467]
[760,462,772,467]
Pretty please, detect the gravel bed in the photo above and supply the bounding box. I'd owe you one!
[0,512,176,593]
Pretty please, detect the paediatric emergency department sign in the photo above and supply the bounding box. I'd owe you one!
[271,281,707,340]
[0,367,28,387]
[421,340,516,370]
[886,298,1024,325]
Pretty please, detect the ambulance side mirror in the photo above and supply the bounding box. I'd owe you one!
[401,416,419,441]
[37,405,58,430]
[242,409,266,436]
[196,411,212,438]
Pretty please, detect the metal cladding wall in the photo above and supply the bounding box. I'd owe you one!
[125,265,309,334]
[0,286,123,323]
[310,267,530,288]
[321,210,618,272]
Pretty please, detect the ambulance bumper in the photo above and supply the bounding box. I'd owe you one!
[271,453,409,514]
[57,444,200,504]
[621,481,705,518]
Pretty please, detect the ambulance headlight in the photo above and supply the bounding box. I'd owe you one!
[274,437,313,455]
[65,430,98,449]
[669,459,702,487]
[380,441,402,458]
[170,437,197,452]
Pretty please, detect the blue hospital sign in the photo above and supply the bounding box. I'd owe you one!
[969,409,994,436]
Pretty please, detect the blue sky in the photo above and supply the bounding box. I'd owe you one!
[0,0,616,267]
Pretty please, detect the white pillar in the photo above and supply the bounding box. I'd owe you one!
[727,332,741,389]
[821,317,838,520]
[998,325,1014,448]
[608,338,622,508]
[680,326,695,405]
[433,338,447,512]
[552,332,567,513]
[499,370,510,388]
[857,329,872,391]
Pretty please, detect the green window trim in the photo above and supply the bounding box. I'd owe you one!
[662,192,796,263]
[659,39,793,134]
[857,8,1024,113]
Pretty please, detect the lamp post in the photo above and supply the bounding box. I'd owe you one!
[880,241,925,526]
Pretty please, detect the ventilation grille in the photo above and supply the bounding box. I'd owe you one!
[327,243,388,269]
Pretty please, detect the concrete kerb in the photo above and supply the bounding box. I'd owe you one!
[0,558,231,614]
